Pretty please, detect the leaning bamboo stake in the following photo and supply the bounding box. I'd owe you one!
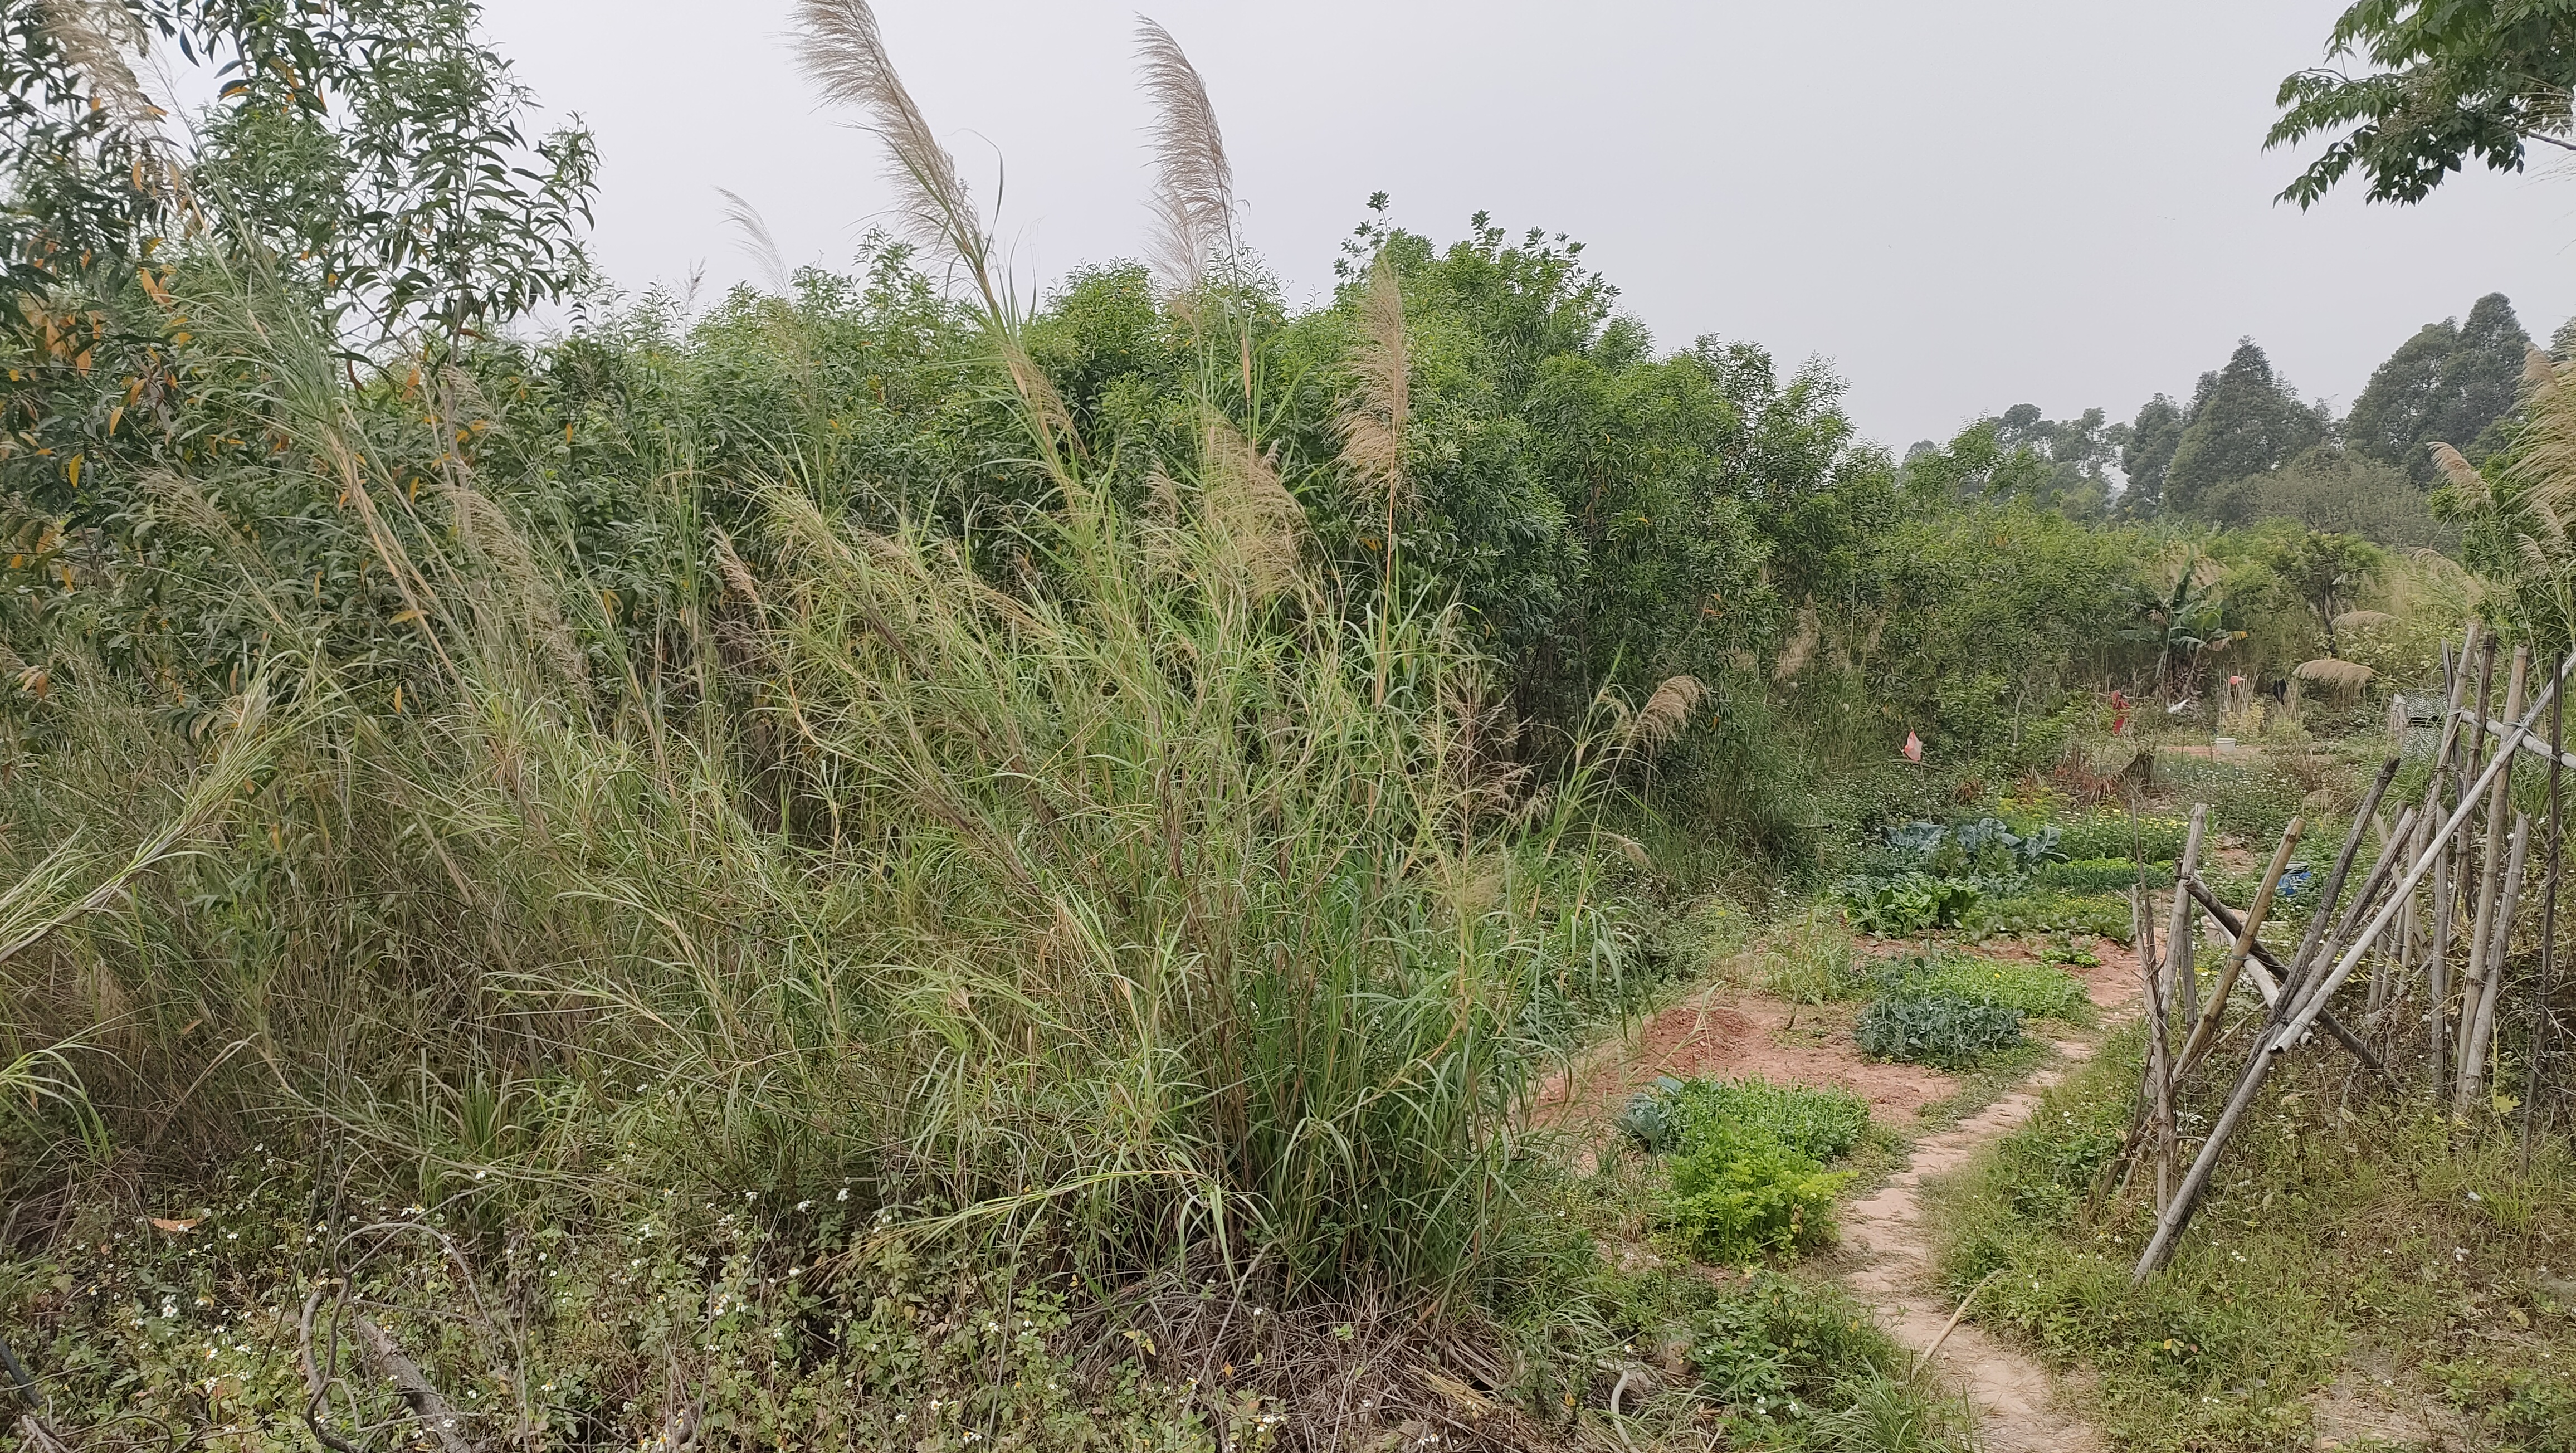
[2424,623,2478,1090]
[2457,812,2532,1118]
[2175,817,2304,1081]
[2524,656,2565,1166]
[2135,651,2576,1283]
[2457,647,2529,1091]
[2283,759,2401,1006]
[2182,870,2404,1089]
[2125,804,2206,1211]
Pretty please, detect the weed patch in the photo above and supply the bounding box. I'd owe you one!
[1928,1021,2576,1451]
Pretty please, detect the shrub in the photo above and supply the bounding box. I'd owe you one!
[2035,857,2175,892]
[1855,992,2026,1069]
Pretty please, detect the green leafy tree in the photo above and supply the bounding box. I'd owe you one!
[2121,393,2187,516]
[2256,527,2388,656]
[2346,292,2531,482]
[2199,443,2454,547]
[2164,341,2330,513]
[2271,0,2576,208]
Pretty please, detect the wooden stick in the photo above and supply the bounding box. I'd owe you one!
[2458,812,2531,1117]
[2154,805,2209,1206]
[2284,758,2401,1006]
[1911,1270,2000,1377]
[2175,817,2304,1081]
[2458,647,2530,1092]
[2182,875,2401,1088]
[2460,711,2576,773]
[2525,655,2565,1166]
[2136,652,2576,1283]
[2374,806,2411,1021]
[2426,623,2478,1091]
[2310,805,2425,998]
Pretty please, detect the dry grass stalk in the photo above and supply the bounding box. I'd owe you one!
[1135,17,1235,294]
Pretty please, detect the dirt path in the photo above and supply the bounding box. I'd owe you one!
[1541,933,2144,1447]
[1838,1036,2109,1452]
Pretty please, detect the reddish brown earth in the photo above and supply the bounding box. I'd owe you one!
[1535,933,2145,1139]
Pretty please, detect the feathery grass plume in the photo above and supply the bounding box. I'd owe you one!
[2331,609,2397,632]
[1135,17,1235,296]
[37,0,186,207]
[795,0,1078,474]
[716,187,793,294]
[2436,348,2576,641]
[1199,417,1306,603]
[1773,599,1822,681]
[1340,250,1411,520]
[1630,674,1709,750]
[2294,657,2376,697]
[793,0,992,305]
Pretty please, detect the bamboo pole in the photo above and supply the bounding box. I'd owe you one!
[2282,759,2401,1006]
[2145,806,2207,1211]
[2175,818,2304,1081]
[2524,656,2565,1167]
[2457,647,2530,1092]
[2134,652,2575,1283]
[2182,870,2404,1088]
[2425,623,2479,1091]
[2458,812,2532,1117]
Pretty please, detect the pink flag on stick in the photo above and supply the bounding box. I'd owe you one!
[1901,731,1923,763]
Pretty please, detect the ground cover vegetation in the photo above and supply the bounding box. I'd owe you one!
[7,0,2576,1447]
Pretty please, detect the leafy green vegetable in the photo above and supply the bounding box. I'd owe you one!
[1855,992,2025,1069]
[1837,872,1983,936]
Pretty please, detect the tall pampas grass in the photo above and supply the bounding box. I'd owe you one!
[37,0,187,210]
[793,0,991,302]
[1629,674,1708,750]
[1200,417,1307,604]
[2436,347,2576,643]
[794,0,1075,470]
[716,187,792,295]
[1136,17,1235,296]
[1340,250,1411,523]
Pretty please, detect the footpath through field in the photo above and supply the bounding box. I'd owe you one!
[1540,929,2144,1449]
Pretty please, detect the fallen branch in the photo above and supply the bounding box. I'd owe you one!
[357,1316,477,1453]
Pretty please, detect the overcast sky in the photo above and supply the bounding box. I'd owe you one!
[478,1,2576,452]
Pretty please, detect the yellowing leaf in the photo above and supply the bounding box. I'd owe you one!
[390,608,426,625]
